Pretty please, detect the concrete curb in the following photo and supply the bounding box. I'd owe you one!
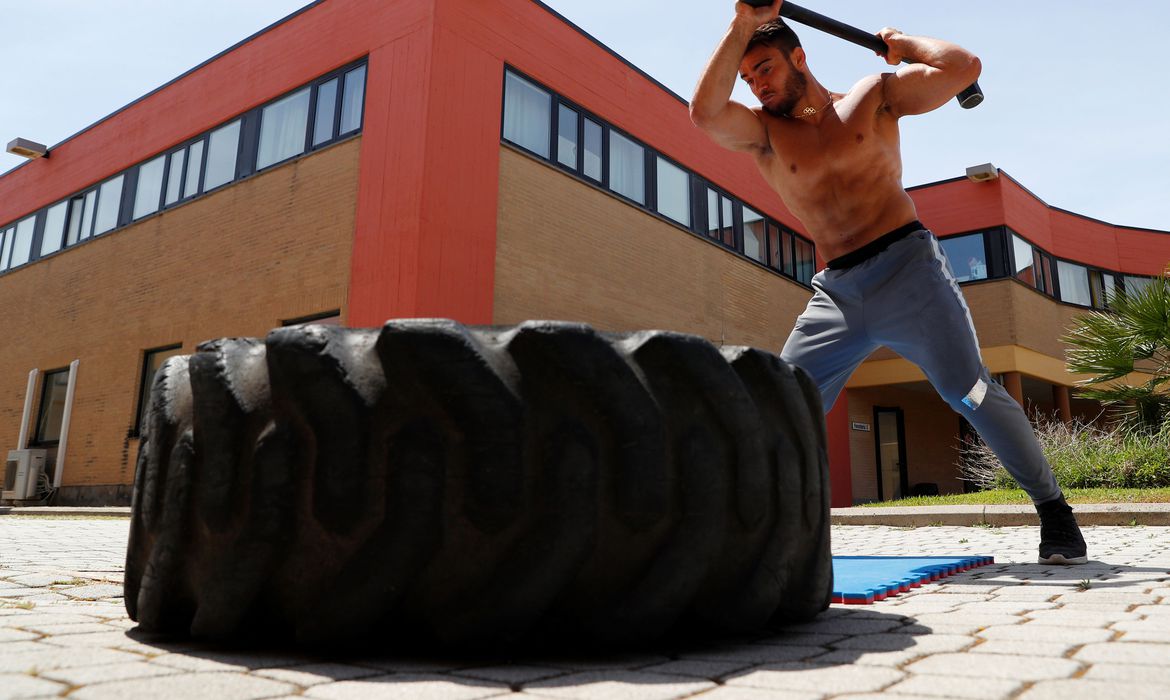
[4,504,1169,526]
[833,503,1170,527]
[0,506,132,518]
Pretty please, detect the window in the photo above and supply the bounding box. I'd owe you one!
[706,189,735,247]
[742,206,765,262]
[64,195,87,247]
[557,104,578,170]
[1089,270,1117,310]
[257,88,311,169]
[34,369,70,445]
[339,64,366,135]
[133,155,166,220]
[135,345,185,436]
[184,141,205,198]
[1011,233,1037,288]
[41,201,69,256]
[656,157,690,227]
[79,191,97,242]
[608,131,644,204]
[795,238,816,284]
[93,176,124,235]
[0,227,11,270]
[1057,260,1091,306]
[282,310,342,327]
[203,120,241,191]
[938,232,988,282]
[768,224,795,275]
[583,118,602,181]
[165,150,185,206]
[9,216,35,267]
[503,72,551,158]
[1124,276,1154,298]
[313,78,339,147]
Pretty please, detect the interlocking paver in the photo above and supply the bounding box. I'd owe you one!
[523,670,714,699]
[1073,641,1170,664]
[725,662,904,693]
[882,673,1023,699]
[0,672,69,698]
[1018,679,1167,700]
[68,671,298,700]
[903,652,1082,681]
[3,517,1169,700]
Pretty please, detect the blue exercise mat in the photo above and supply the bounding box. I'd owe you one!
[831,555,994,604]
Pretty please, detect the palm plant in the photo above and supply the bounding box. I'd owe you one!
[1063,272,1170,434]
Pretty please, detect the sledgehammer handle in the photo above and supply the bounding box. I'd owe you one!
[745,1,985,109]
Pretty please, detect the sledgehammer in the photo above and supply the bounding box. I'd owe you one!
[740,0,984,109]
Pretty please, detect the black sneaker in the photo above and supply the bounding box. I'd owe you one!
[1036,495,1088,565]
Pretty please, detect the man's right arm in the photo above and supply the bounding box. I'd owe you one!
[689,2,778,155]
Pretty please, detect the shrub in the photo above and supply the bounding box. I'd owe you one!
[961,418,1170,491]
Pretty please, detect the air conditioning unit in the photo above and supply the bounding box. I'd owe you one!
[4,449,47,500]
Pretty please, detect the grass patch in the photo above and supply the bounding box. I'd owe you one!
[861,487,1170,507]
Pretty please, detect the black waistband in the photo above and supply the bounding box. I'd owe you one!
[825,220,926,270]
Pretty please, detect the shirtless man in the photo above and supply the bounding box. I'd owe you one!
[691,0,1087,564]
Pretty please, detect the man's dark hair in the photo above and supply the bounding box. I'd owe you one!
[746,19,802,56]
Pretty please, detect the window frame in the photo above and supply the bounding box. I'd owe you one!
[33,368,71,447]
[133,344,184,438]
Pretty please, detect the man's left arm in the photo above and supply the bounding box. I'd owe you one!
[877,29,982,117]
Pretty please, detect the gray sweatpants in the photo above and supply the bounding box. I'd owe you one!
[780,227,1062,505]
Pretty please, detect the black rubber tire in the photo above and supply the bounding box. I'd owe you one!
[125,319,831,648]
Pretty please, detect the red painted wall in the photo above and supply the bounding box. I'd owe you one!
[912,174,1169,276]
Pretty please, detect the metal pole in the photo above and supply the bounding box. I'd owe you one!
[54,360,80,490]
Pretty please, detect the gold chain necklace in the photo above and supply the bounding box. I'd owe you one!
[786,92,835,119]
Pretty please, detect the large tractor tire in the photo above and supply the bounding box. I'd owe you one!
[124,320,831,648]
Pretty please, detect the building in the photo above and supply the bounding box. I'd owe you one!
[2,0,1167,507]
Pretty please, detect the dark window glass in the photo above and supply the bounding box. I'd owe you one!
[0,228,11,270]
[583,118,602,181]
[795,237,815,284]
[94,176,124,235]
[184,141,204,198]
[1057,260,1091,306]
[1089,270,1115,310]
[1124,276,1154,298]
[557,104,578,169]
[1040,254,1054,296]
[10,216,35,266]
[282,310,342,327]
[165,150,185,205]
[609,131,644,204]
[204,120,241,191]
[258,88,311,169]
[939,233,988,282]
[133,155,166,220]
[65,196,86,247]
[720,196,733,247]
[742,206,765,262]
[136,346,185,436]
[79,190,97,242]
[656,157,690,226]
[781,229,795,276]
[35,370,70,445]
[41,201,69,256]
[503,72,551,157]
[707,189,720,240]
[339,64,366,134]
[313,78,339,146]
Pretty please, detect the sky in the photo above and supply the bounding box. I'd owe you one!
[2,0,1168,231]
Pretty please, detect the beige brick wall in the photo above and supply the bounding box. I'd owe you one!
[0,138,361,488]
[493,147,811,349]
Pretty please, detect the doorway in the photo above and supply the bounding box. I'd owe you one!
[874,406,908,501]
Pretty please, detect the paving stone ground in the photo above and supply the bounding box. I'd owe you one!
[1,517,1167,699]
